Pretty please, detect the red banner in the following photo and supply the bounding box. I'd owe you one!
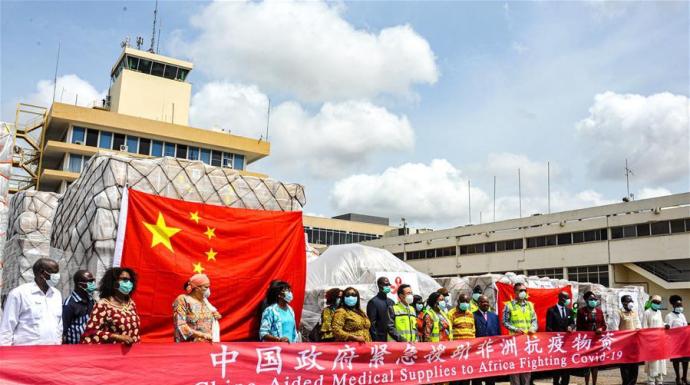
[496,282,572,334]
[2,328,689,385]
[118,189,306,342]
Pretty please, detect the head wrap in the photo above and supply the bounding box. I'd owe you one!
[186,274,210,293]
[651,295,662,302]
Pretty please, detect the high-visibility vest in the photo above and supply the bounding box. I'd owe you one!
[423,308,441,342]
[391,302,417,342]
[470,300,479,313]
[507,300,536,334]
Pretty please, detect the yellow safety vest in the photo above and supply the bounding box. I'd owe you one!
[507,300,536,334]
[470,300,479,313]
[424,308,441,342]
[391,302,418,342]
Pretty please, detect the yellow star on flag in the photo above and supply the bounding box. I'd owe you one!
[204,227,216,240]
[143,212,181,252]
[193,262,205,274]
[206,249,217,262]
[189,211,200,224]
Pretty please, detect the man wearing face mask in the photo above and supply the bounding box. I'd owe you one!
[502,282,537,385]
[611,295,641,385]
[62,270,96,344]
[391,284,418,342]
[367,277,404,342]
[0,258,63,346]
[449,293,476,340]
[643,295,668,385]
[546,291,575,385]
[665,295,688,385]
[469,286,483,313]
[473,295,500,385]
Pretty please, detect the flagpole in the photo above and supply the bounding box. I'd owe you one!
[112,186,130,267]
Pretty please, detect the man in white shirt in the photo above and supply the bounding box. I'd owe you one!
[0,258,63,346]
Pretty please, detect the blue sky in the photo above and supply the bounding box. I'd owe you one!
[2,1,688,228]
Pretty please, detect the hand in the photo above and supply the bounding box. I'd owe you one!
[351,336,366,343]
[567,325,574,333]
[213,312,222,320]
[279,337,290,343]
[115,334,134,345]
[528,329,536,335]
[200,333,213,342]
[664,324,670,330]
[595,328,602,335]
[516,329,526,335]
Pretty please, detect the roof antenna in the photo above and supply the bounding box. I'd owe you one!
[149,0,158,53]
[156,17,161,53]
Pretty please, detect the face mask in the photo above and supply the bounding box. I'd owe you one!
[117,280,134,295]
[518,291,527,300]
[587,300,598,308]
[382,286,391,294]
[404,294,414,305]
[439,301,447,310]
[674,307,684,314]
[459,302,470,311]
[651,303,661,311]
[563,299,571,307]
[624,302,634,311]
[204,288,211,299]
[415,303,424,312]
[472,293,481,302]
[284,291,294,303]
[344,295,357,307]
[45,272,60,288]
[83,281,97,294]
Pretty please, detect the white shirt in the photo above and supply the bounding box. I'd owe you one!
[0,282,63,346]
[665,311,688,329]
[557,304,567,318]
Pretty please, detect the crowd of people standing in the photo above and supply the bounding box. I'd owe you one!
[0,259,688,385]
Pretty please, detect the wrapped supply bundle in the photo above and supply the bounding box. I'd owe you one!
[0,128,12,292]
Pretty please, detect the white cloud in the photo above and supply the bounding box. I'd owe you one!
[189,82,268,138]
[174,0,438,102]
[482,152,560,197]
[271,100,414,178]
[576,91,689,185]
[27,74,106,108]
[511,42,528,54]
[330,157,621,228]
[188,82,414,179]
[637,187,672,200]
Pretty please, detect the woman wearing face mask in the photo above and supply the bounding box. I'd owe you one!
[422,292,451,342]
[259,280,298,343]
[332,287,371,343]
[81,267,140,345]
[413,294,425,337]
[319,288,342,342]
[173,274,220,342]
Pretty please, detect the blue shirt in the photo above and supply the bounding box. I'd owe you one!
[259,304,298,343]
[277,306,296,342]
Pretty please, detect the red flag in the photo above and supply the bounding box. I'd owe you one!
[496,282,572,334]
[116,189,306,342]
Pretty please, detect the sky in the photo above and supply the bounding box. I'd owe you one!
[1,0,688,229]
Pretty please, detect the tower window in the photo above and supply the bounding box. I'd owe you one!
[151,62,165,77]
[164,65,177,80]
[138,59,152,74]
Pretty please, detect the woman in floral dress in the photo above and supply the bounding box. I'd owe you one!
[173,274,221,342]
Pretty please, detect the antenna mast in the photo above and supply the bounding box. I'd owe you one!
[625,158,634,200]
[149,0,158,53]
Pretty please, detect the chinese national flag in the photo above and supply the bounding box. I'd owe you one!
[496,282,573,334]
[115,189,306,342]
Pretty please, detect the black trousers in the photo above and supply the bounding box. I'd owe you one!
[551,370,570,385]
[620,363,639,385]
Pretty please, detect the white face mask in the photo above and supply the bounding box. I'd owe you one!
[404,294,414,305]
[204,288,211,299]
[46,272,60,288]
[624,302,634,311]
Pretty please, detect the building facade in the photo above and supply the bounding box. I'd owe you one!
[12,47,269,193]
[363,193,690,316]
[303,214,396,251]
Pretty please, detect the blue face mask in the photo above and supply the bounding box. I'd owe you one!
[415,303,424,312]
[651,303,661,311]
[459,302,470,311]
[344,295,357,307]
[587,300,598,308]
[283,291,294,303]
[382,286,391,294]
[84,281,97,294]
[439,301,447,310]
[563,299,571,306]
[118,280,133,295]
[472,293,481,302]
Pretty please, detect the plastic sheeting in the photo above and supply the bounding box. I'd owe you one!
[1,191,61,296]
[302,244,441,334]
[0,128,12,292]
[438,272,648,331]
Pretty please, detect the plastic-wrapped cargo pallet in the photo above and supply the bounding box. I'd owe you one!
[0,191,61,296]
[303,244,441,338]
[50,152,306,295]
[0,128,12,292]
[438,272,648,331]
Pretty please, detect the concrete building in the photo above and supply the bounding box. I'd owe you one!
[363,193,690,316]
[11,46,269,193]
[303,214,396,251]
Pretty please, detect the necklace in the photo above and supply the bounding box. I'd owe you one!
[104,297,133,312]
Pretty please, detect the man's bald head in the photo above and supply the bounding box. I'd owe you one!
[32,258,58,276]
